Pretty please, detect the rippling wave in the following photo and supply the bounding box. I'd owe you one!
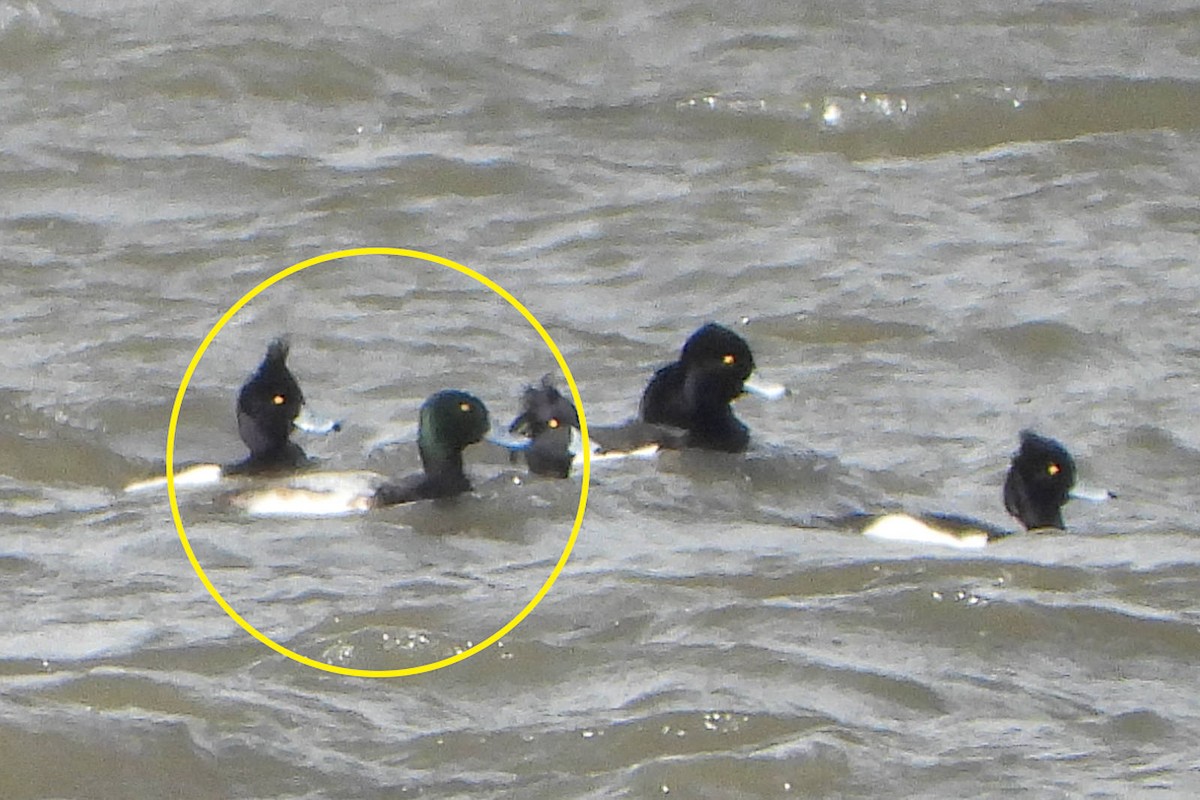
[4,0,1200,796]
[677,78,1200,158]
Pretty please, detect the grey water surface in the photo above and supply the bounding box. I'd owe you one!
[3,0,1200,797]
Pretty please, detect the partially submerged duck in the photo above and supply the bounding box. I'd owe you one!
[124,339,339,492]
[374,390,491,505]
[592,322,785,455]
[230,389,489,516]
[861,430,1112,549]
[494,376,661,476]
[505,376,580,479]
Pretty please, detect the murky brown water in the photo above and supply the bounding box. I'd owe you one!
[4,0,1200,796]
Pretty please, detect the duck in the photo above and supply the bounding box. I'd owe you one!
[228,389,490,516]
[373,390,491,505]
[592,322,785,455]
[504,376,580,479]
[124,338,340,492]
[860,430,1112,549]
[495,376,661,477]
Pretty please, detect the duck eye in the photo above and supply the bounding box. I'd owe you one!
[722,353,735,365]
[548,418,560,429]
[1047,463,1060,477]
[272,394,286,406]
[459,402,472,413]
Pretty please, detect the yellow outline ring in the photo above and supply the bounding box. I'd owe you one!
[167,248,591,678]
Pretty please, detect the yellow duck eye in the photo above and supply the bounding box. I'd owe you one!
[272,394,286,406]
[1047,463,1060,476]
[548,418,560,429]
[722,353,736,365]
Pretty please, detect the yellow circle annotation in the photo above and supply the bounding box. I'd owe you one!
[167,247,591,678]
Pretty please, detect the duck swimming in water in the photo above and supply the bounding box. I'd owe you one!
[124,338,340,492]
[373,390,491,505]
[861,430,1112,548]
[229,389,490,516]
[496,376,662,477]
[505,376,580,479]
[591,322,784,455]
